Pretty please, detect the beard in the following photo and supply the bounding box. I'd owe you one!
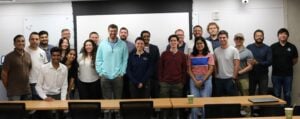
[255,38,263,44]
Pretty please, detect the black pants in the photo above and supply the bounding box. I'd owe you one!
[78,79,102,99]
[35,94,63,119]
[249,72,269,95]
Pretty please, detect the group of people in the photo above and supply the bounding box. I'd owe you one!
[1,22,298,119]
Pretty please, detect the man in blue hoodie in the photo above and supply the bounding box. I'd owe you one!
[96,24,128,99]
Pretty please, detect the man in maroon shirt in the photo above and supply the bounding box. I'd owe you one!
[159,34,187,119]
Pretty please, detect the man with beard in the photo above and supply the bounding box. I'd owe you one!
[119,27,135,98]
[247,29,272,95]
[39,31,54,61]
[140,30,160,98]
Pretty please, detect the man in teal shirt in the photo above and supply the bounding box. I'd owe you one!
[96,24,128,99]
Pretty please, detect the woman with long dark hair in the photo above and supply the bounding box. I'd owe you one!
[77,39,101,99]
[188,37,214,119]
[61,49,79,99]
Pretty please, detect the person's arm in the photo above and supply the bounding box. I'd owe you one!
[187,56,197,82]
[158,53,164,82]
[1,69,8,88]
[67,77,75,96]
[233,59,240,79]
[238,61,253,75]
[120,44,129,77]
[95,45,104,76]
[181,54,187,84]
[292,46,298,65]
[35,68,48,100]
[203,65,214,81]
[61,69,68,100]
[258,47,272,67]
[126,56,139,84]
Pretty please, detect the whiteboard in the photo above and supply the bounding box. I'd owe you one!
[76,13,190,53]
[23,15,74,48]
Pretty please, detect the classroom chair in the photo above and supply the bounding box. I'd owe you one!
[204,103,242,118]
[0,103,26,119]
[120,101,153,119]
[68,102,101,119]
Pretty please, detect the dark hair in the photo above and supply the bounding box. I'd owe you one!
[39,30,48,36]
[135,37,144,43]
[82,39,97,68]
[13,34,24,43]
[168,34,179,42]
[50,47,61,55]
[89,32,99,38]
[277,28,289,37]
[61,49,78,67]
[191,37,210,56]
[207,22,219,32]
[29,32,39,40]
[120,27,128,32]
[140,30,151,37]
[218,30,229,38]
[193,25,203,31]
[108,24,118,30]
[58,37,70,51]
[253,29,264,38]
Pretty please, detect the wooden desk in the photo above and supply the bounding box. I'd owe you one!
[171,95,286,108]
[0,98,171,110]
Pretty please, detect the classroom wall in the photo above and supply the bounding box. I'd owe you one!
[0,2,72,64]
[0,0,299,103]
[193,0,285,46]
[286,0,300,105]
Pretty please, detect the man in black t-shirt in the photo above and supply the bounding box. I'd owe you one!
[271,28,298,106]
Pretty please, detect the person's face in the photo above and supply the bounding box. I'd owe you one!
[14,36,26,50]
[51,52,61,64]
[254,32,264,44]
[234,37,244,46]
[66,50,76,62]
[61,39,69,50]
[196,39,205,51]
[208,25,218,36]
[84,41,94,53]
[135,40,145,51]
[193,27,202,38]
[29,34,40,48]
[169,37,179,48]
[39,34,48,45]
[62,30,71,40]
[219,34,228,46]
[119,29,128,40]
[142,33,150,45]
[175,31,185,43]
[278,32,288,43]
[108,27,118,39]
[89,34,99,44]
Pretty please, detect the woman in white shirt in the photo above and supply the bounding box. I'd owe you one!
[78,39,101,99]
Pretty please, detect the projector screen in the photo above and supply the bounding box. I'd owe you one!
[76,12,190,53]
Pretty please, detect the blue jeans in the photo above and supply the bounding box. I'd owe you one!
[272,75,293,106]
[190,75,212,119]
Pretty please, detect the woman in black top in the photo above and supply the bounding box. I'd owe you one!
[62,49,79,99]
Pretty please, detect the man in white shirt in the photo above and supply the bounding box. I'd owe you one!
[35,47,67,119]
[36,47,68,101]
[25,32,48,100]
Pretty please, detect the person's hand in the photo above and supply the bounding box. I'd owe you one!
[195,80,203,89]
[44,97,55,102]
[138,83,143,88]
